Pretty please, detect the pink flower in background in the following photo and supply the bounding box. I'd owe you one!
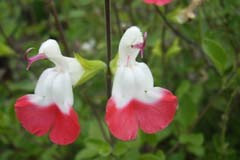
[105,26,178,141]
[144,0,172,6]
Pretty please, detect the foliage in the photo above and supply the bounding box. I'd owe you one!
[0,0,240,160]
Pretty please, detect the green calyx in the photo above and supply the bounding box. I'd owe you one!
[75,53,106,86]
[110,53,119,75]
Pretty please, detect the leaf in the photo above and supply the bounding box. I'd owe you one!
[140,131,158,147]
[175,96,197,129]
[202,38,229,75]
[186,144,205,157]
[152,39,162,57]
[166,38,181,59]
[168,152,185,160]
[156,126,172,142]
[113,142,129,157]
[176,80,191,99]
[98,143,112,157]
[122,149,140,160]
[75,54,106,86]
[179,133,204,146]
[110,53,119,75]
[167,7,187,24]
[40,146,58,160]
[156,150,166,160]
[6,80,35,92]
[191,84,203,104]
[0,43,15,57]
[139,153,164,160]
[87,120,109,141]
[86,139,112,157]
[75,148,98,160]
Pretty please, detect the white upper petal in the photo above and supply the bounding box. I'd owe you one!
[52,71,73,113]
[30,67,73,114]
[112,62,161,108]
[34,68,58,99]
[28,39,84,114]
[118,26,143,66]
[112,66,136,107]
[38,39,84,86]
[64,56,84,85]
[112,26,165,108]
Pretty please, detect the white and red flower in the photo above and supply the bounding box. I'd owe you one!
[15,39,105,145]
[144,0,172,6]
[105,26,178,141]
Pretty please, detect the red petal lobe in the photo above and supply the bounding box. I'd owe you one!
[49,108,80,145]
[105,98,138,141]
[135,89,178,133]
[15,95,56,136]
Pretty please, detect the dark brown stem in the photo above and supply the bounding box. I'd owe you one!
[104,0,112,99]
[47,0,70,56]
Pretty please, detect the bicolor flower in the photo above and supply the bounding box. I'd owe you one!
[15,39,105,145]
[105,26,178,141]
[144,0,172,6]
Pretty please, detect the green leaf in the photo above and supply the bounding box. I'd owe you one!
[98,143,112,157]
[0,43,15,57]
[186,144,205,157]
[122,149,140,160]
[156,150,166,160]
[179,133,204,146]
[191,84,203,104]
[167,7,187,24]
[113,142,128,157]
[75,54,106,86]
[75,148,98,160]
[87,120,109,140]
[6,80,35,92]
[166,38,181,59]
[202,38,229,75]
[86,139,112,157]
[139,153,164,160]
[110,53,119,74]
[168,152,185,160]
[156,126,172,142]
[176,80,191,99]
[152,40,162,57]
[175,82,198,129]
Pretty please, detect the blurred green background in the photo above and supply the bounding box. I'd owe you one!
[0,0,240,159]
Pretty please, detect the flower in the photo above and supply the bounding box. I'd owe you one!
[105,26,178,141]
[15,39,105,145]
[144,0,172,6]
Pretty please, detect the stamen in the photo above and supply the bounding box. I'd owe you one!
[131,32,147,58]
[24,48,47,70]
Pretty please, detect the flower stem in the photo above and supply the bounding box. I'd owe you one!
[220,88,238,155]
[104,0,112,99]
